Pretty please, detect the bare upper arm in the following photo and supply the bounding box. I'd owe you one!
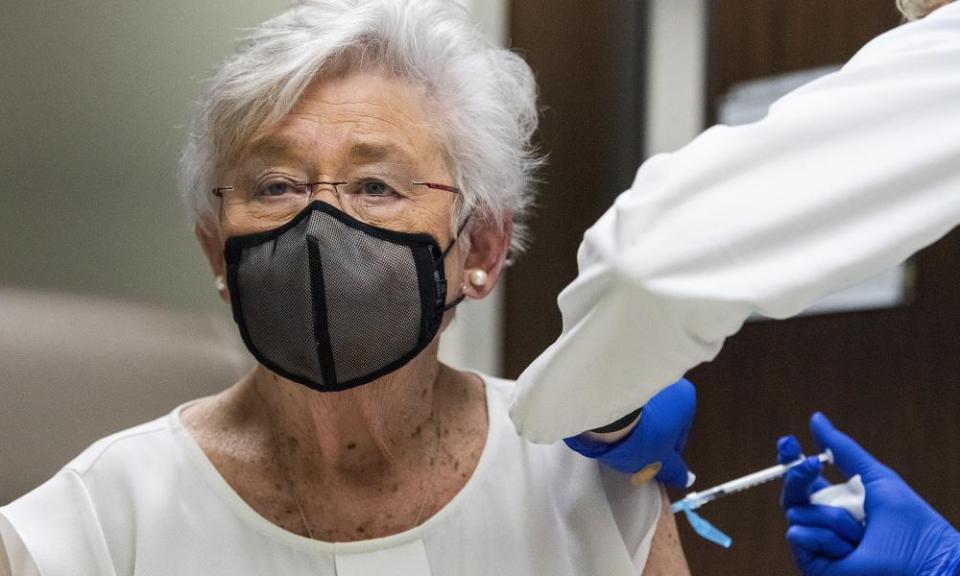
[641,485,691,576]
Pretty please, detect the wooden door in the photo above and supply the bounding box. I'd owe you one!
[505,0,647,377]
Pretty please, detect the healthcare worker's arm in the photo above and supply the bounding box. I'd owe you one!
[777,413,960,576]
[564,379,696,487]
[511,2,960,443]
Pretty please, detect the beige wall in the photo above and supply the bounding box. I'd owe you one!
[0,2,293,315]
[645,0,707,156]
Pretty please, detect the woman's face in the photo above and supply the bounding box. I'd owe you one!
[197,69,508,313]
[223,69,459,243]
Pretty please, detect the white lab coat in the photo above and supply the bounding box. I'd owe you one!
[510,2,960,444]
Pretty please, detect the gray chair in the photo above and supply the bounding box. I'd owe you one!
[0,287,251,505]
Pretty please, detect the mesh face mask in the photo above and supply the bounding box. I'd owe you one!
[224,200,464,392]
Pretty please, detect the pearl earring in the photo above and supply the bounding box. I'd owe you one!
[469,269,488,287]
[215,275,226,292]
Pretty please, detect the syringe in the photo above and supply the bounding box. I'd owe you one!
[671,449,834,514]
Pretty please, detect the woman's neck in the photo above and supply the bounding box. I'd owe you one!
[246,348,448,482]
[182,348,489,540]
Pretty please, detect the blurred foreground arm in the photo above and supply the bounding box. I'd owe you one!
[512,3,960,443]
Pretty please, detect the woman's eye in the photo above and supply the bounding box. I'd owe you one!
[358,179,397,197]
[257,180,300,197]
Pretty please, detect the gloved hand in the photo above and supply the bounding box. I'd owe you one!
[778,412,960,576]
[563,378,695,488]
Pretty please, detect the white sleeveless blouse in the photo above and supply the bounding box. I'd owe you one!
[1,374,660,576]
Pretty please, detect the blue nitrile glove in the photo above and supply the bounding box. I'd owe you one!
[778,412,960,576]
[563,378,695,488]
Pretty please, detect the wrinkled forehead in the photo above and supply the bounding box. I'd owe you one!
[233,70,450,173]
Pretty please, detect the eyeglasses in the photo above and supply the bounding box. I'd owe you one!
[211,177,460,229]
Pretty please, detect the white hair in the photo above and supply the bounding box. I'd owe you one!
[897,0,954,19]
[179,0,542,254]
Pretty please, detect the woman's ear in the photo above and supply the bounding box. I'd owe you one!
[194,223,230,303]
[462,214,512,300]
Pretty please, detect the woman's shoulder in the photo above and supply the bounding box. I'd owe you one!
[0,409,187,575]
[3,410,183,514]
[467,372,665,571]
[472,371,598,475]
[64,412,178,477]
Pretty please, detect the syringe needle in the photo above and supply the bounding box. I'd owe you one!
[671,449,834,514]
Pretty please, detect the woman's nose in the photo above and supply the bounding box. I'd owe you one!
[308,181,348,209]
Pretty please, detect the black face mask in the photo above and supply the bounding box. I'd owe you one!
[224,200,465,392]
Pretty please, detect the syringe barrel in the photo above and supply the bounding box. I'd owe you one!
[684,451,834,507]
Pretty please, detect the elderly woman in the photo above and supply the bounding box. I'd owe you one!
[0,1,688,574]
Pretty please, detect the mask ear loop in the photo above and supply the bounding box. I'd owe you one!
[442,210,473,258]
[440,211,473,312]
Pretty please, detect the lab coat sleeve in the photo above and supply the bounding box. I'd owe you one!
[510,3,960,443]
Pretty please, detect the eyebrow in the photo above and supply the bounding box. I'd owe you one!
[242,135,306,159]
[347,141,418,166]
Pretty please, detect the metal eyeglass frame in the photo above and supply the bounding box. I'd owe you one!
[210,180,460,199]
